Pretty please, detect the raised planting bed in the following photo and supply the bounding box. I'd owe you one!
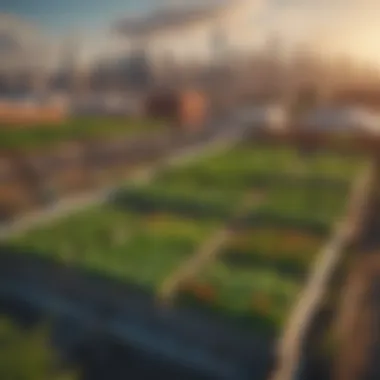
[112,146,358,225]
[2,142,366,380]
[170,147,364,338]
[176,225,327,335]
[220,228,325,277]
[158,145,364,187]
[6,144,363,294]
[111,182,244,221]
[244,181,351,229]
[8,206,221,290]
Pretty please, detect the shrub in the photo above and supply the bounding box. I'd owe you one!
[0,318,76,380]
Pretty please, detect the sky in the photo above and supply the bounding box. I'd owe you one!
[1,0,380,67]
[0,0,148,34]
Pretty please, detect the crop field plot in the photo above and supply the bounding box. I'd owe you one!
[177,226,326,335]
[8,206,221,289]
[0,117,165,151]
[159,145,363,186]
[5,144,365,337]
[170,146,364,336]
[246,183,350,229]
[112,182,244,221]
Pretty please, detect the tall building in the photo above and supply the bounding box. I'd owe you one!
[125,48,154,90]
[53,35,90,96]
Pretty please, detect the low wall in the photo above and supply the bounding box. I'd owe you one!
[270,161,376,380]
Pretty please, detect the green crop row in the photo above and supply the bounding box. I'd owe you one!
[156,146,363,198]
[6,144,365,337]
[111,183,243,221]
[10,207,220,290]
[177,227,325,335]
[252,185,349,226]
[0,117,165,151]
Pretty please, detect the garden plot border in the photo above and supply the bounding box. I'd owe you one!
[156,192,262,305]
[0,126,248,241]
[1,128,370,380]
[270,160,376,380]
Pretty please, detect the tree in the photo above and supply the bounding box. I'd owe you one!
[0,318,76,380]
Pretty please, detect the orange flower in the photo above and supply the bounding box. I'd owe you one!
[252,294,272,314]
[281,230,320,251]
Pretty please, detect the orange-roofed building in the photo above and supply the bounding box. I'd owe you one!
[145,88,208,132]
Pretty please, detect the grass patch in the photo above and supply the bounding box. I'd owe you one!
[0,117,166,151]
[9,208,220,289]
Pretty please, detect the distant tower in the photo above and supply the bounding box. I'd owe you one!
[61,34,86,95]
[126,47,154,90]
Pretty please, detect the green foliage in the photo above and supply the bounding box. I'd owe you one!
[0,117,165,151]
[180,226,324,334]
[255,184,349,225]
[7,144,365,335]
[0,319,76,380]
[160,145,364,186]
[12,208,220,289]
[113,184,238,220]
[180,262,301,335]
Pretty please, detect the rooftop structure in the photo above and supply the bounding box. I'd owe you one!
[113,0,252,65]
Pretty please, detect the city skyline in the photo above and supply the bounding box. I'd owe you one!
[1,0,380,68]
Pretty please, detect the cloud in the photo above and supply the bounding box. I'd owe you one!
[4,1,379,70]
[257,0,380,61]
[52,0,380,67]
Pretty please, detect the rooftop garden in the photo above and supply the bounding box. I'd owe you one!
[6,143,366,337]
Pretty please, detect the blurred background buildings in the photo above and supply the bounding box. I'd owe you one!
[1,0,380,117]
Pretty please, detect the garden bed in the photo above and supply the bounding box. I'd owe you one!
[9,207,221,291]
[5,144,365,353]
[0,117,166,152]
[177,226,325,335]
